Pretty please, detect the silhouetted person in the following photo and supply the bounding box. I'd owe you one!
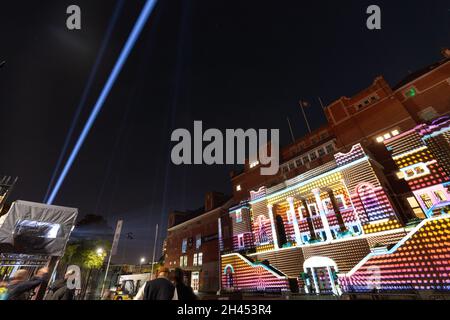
[45,270,76,300]
[140,268,175,300]
[7,267,49,300]
[172,268,197,301]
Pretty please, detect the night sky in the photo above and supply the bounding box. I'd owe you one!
[0,0,448,264]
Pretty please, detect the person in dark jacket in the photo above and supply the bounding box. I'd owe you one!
[172,268,197,301]
[7,267,49,300]
[142,267,175,300]
[45,270,76,300]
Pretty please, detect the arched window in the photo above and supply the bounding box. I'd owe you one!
[224,265,235,288]
[356,183,380,221]
[256,215,269,244]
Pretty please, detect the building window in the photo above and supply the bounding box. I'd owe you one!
[309,152,317,161]
[289,162,295,170]
[308,204,318,216]
[322,199,333,212]
[257,216,269,244]
[236,185,241,192]
[180,256,184,267]
[419,107,438,121]
[298,206,306,220]
[282,166,289,173]
[376,129,402,143]
[182,239,187,253]
[407,197,424,218]
[303,156,310,164]
[325,144,334,154]
[396,171,405,179]
[196,234,202,250]
[198,253,203,266]
[237,234,245,249]
[249,161,259,169]
[434,190,447,202]
[193,253,198,266]
[419,194,434,210]
[335,195,346,209]
[401,163,430,181]
[296,159,303,167]
[183,256,188,267]
[235,210,243,223]
[318,148,326,157]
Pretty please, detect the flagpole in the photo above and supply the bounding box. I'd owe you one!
[100,219,123,299]
[318,97,326,111]
[299,100,312,134]
[287,117,296,143]
[150,224,159,280]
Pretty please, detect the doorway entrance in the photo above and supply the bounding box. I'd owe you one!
[303,256,341,296]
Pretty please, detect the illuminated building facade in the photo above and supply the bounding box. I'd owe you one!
[384,116,450,218]
[220,133,450,294]
[221,143,409,294]
[219,54,450,295]
[164,192,232,294]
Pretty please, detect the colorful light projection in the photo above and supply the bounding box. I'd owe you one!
[385,118,450,216]
[341,216,450,292]
[221,253,290,293]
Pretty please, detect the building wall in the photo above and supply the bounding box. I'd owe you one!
[165,208,226,293]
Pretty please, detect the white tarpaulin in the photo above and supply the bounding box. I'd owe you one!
[0,200,78,256]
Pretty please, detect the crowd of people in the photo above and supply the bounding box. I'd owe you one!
[0,267,49,300]
[0,266,197,301]
[133,267,197,301]
[0,268,76,301]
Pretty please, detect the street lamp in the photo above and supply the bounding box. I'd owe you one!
[139,257,146,273]
[96,248,104,257]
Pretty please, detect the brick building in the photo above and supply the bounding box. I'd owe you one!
[163,52,450,295]
[164,192,233,293]
[231,54,450,225]
[220,52,450,294]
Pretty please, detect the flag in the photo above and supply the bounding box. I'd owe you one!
[111,220,123,256]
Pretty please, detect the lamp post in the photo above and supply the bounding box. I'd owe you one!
[139,257,146,273]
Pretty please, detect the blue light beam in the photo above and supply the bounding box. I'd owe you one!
[44,0,125,203]
[47,0,158,205]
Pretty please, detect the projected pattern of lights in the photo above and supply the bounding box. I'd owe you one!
[221,143,409,293]
[385,118,450,216]
[221,253,290,293]
[47,0,158,205]
[341,216,450,292]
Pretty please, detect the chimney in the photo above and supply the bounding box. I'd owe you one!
[204,192,227,212]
